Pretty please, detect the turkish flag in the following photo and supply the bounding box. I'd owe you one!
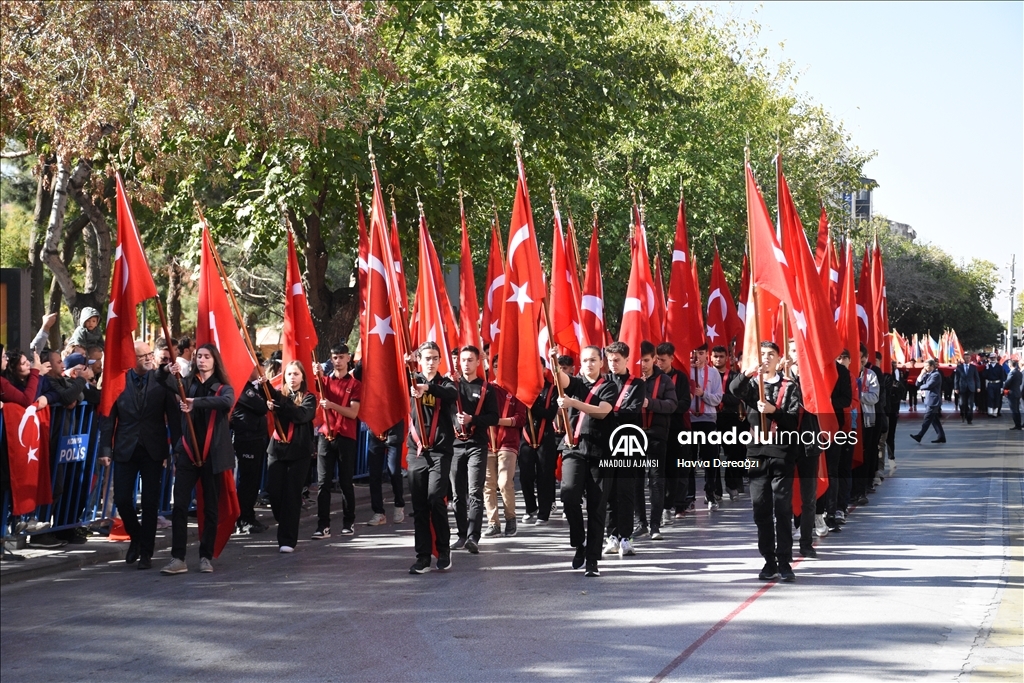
[496,152,546,406]
[99,172,159,417]
[837,242,862,464]
[618,217,652,377]
[653,253,668,343]
[691,253,706,340]
[705,249,741,350]
[457,197,483,374]
[195,470,240,558]
[664,193,704,373]
[357,193,370,356]
[872,237,892,374]
[388,199,409,320]
[564,212,586,350]
[2,403,52,514]
[856,245,875,362]
[814,205,830,270]
[411,212,457,378]
[777,156,842,434]
[196,227,256,406]
[735,252,749,349]
[360,162,410,437]
[550,203,582,355]
[481,216,506,361]
[818,230,841,317]
[747,162,796,306]
[633,205,662,345]
[580,217,608,350]
[282,230,320,378]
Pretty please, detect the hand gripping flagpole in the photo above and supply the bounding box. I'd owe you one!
[194,202,289,443]
[311,350,334,441]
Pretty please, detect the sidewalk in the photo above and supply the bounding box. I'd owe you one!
[0,480,378,586]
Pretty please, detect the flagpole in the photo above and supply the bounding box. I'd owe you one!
[153,298,204,467]
[194,202,289,442]
[745,149,768,434]
[547,183,576,447]
[310,350,334,441]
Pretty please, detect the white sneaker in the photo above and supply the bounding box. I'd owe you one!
[199,557,213,573]
[794,526,802,541]
[661,510,673,527]
[393,507,405,524]
[156,516,172,529]
[707,500,719,512]
[886,459,897,476]
[603,536,619,555]
[24,519,50,533]
[619,538,635,557]
[279,545,294,553]
[873,475,883,487]
[523,513,538,525]
[367,513,387,526]
[814,514,829,537]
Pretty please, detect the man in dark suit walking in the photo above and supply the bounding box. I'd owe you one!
[99,341,181,569]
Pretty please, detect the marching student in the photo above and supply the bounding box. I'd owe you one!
[730,341,803,582]
[485,356,527,538]
[163,344,236,575]
[519,365,560,525]
[407,342,459,574]
[551,345,617,577]
[635,341,678,540]
[851,345,881,504]
[689,343,724,511]
[231,367,270,535]
[450,346,498,552]
[655,343,691,523]
[600,341,645,558]
[264,361,317,553]
[312,343,362,539]
[711,345,746,499]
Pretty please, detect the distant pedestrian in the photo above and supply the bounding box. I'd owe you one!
[910,360,946,444]
[1005,360,1022,430]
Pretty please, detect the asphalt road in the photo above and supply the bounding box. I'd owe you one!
[2,406,1021,682]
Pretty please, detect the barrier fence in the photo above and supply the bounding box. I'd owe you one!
[2,402,373,541]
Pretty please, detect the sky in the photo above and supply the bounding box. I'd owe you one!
[692,1,1023,321]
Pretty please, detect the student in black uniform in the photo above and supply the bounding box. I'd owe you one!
[264,360,317,553]
[232,366,270,534]
[712,345,747,499]
[730,341,803,582]
[408,342,459,574]
[655,342,691,524]
[551,345,617,576]
[162,344,235,575]
[635,341,678,540]
[519,364,559,526]
[450,346,498,552]
[601,342,645,558]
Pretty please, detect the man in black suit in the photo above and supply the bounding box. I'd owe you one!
[99,341,181,569]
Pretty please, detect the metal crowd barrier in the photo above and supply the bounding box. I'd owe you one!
[2,402,375,539]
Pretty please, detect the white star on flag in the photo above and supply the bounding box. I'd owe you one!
[368,314,395,344]
[706,323,719,341]
[507,281,533,313]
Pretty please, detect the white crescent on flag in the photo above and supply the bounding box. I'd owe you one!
[17,405,40,463]
[508,225,530,265]
[581,295,604,318]
[487,273,506,311]
[708,287,728,319]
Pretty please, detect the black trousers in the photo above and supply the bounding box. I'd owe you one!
[450,441,487,541]
[795,452,818,550]
[172,458,218,561]
[852,425,879,498]
[719,419,748,492]
[817,442,841,517]
[749,456,794,568]
[633,438,667,529]
[1010,392,1022,428]
[519,435,557,519]
[915,407,946,441]
[317,436,356,530]
[692,421,721,503]
[885,411,899,458]
[664,426,693,511]
[113,446,165,559]
[560,451,611,564]
[837,442,853,513]
[267,456,311,548]
[234,438,267,525]
[408,448,452,560]
[958,392,975,423]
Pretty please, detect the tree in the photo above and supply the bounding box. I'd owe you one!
[1,0,393,322]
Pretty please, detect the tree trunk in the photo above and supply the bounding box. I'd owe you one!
[167,259,183,339]
[42,156,76,315]
[45,214,90,344]
[28,156,54,326]
[68,163,112,304]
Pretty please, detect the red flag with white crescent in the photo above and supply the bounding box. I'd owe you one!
[2,403,52,514]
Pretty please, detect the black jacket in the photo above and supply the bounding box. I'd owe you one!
[559,374,618,457]
[167,373,236,474]
[663,368,691,434]
[730,371,803,459]
[407,373,458,453]
[232,380,270,445]
[266,385,316,462]
[524,381,559,447]
[100,368,181,462]
[716,367,745,428]
[642,367,679,442]
[604,372,646,428]
[452,376,499,445]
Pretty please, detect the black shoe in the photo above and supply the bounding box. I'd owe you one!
[28,533,67,549]
[779,565,796,582]
[799,546,817,558]
[1010,426,1022,430]
[451,537,468,551]
[436,554,452,572]
[125,540,140,565]
[465,538,479,554]
[910,434,922,443]
[572,546,587,570]
[758,563,780,581]
[248,519,268,533]
[409,558,431,574]
[137,556,152,570]
[634,525,649,538]
[857,496,869,506]
[584,562,600,577]
[503,519,517,537]
[931,438,946,443]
